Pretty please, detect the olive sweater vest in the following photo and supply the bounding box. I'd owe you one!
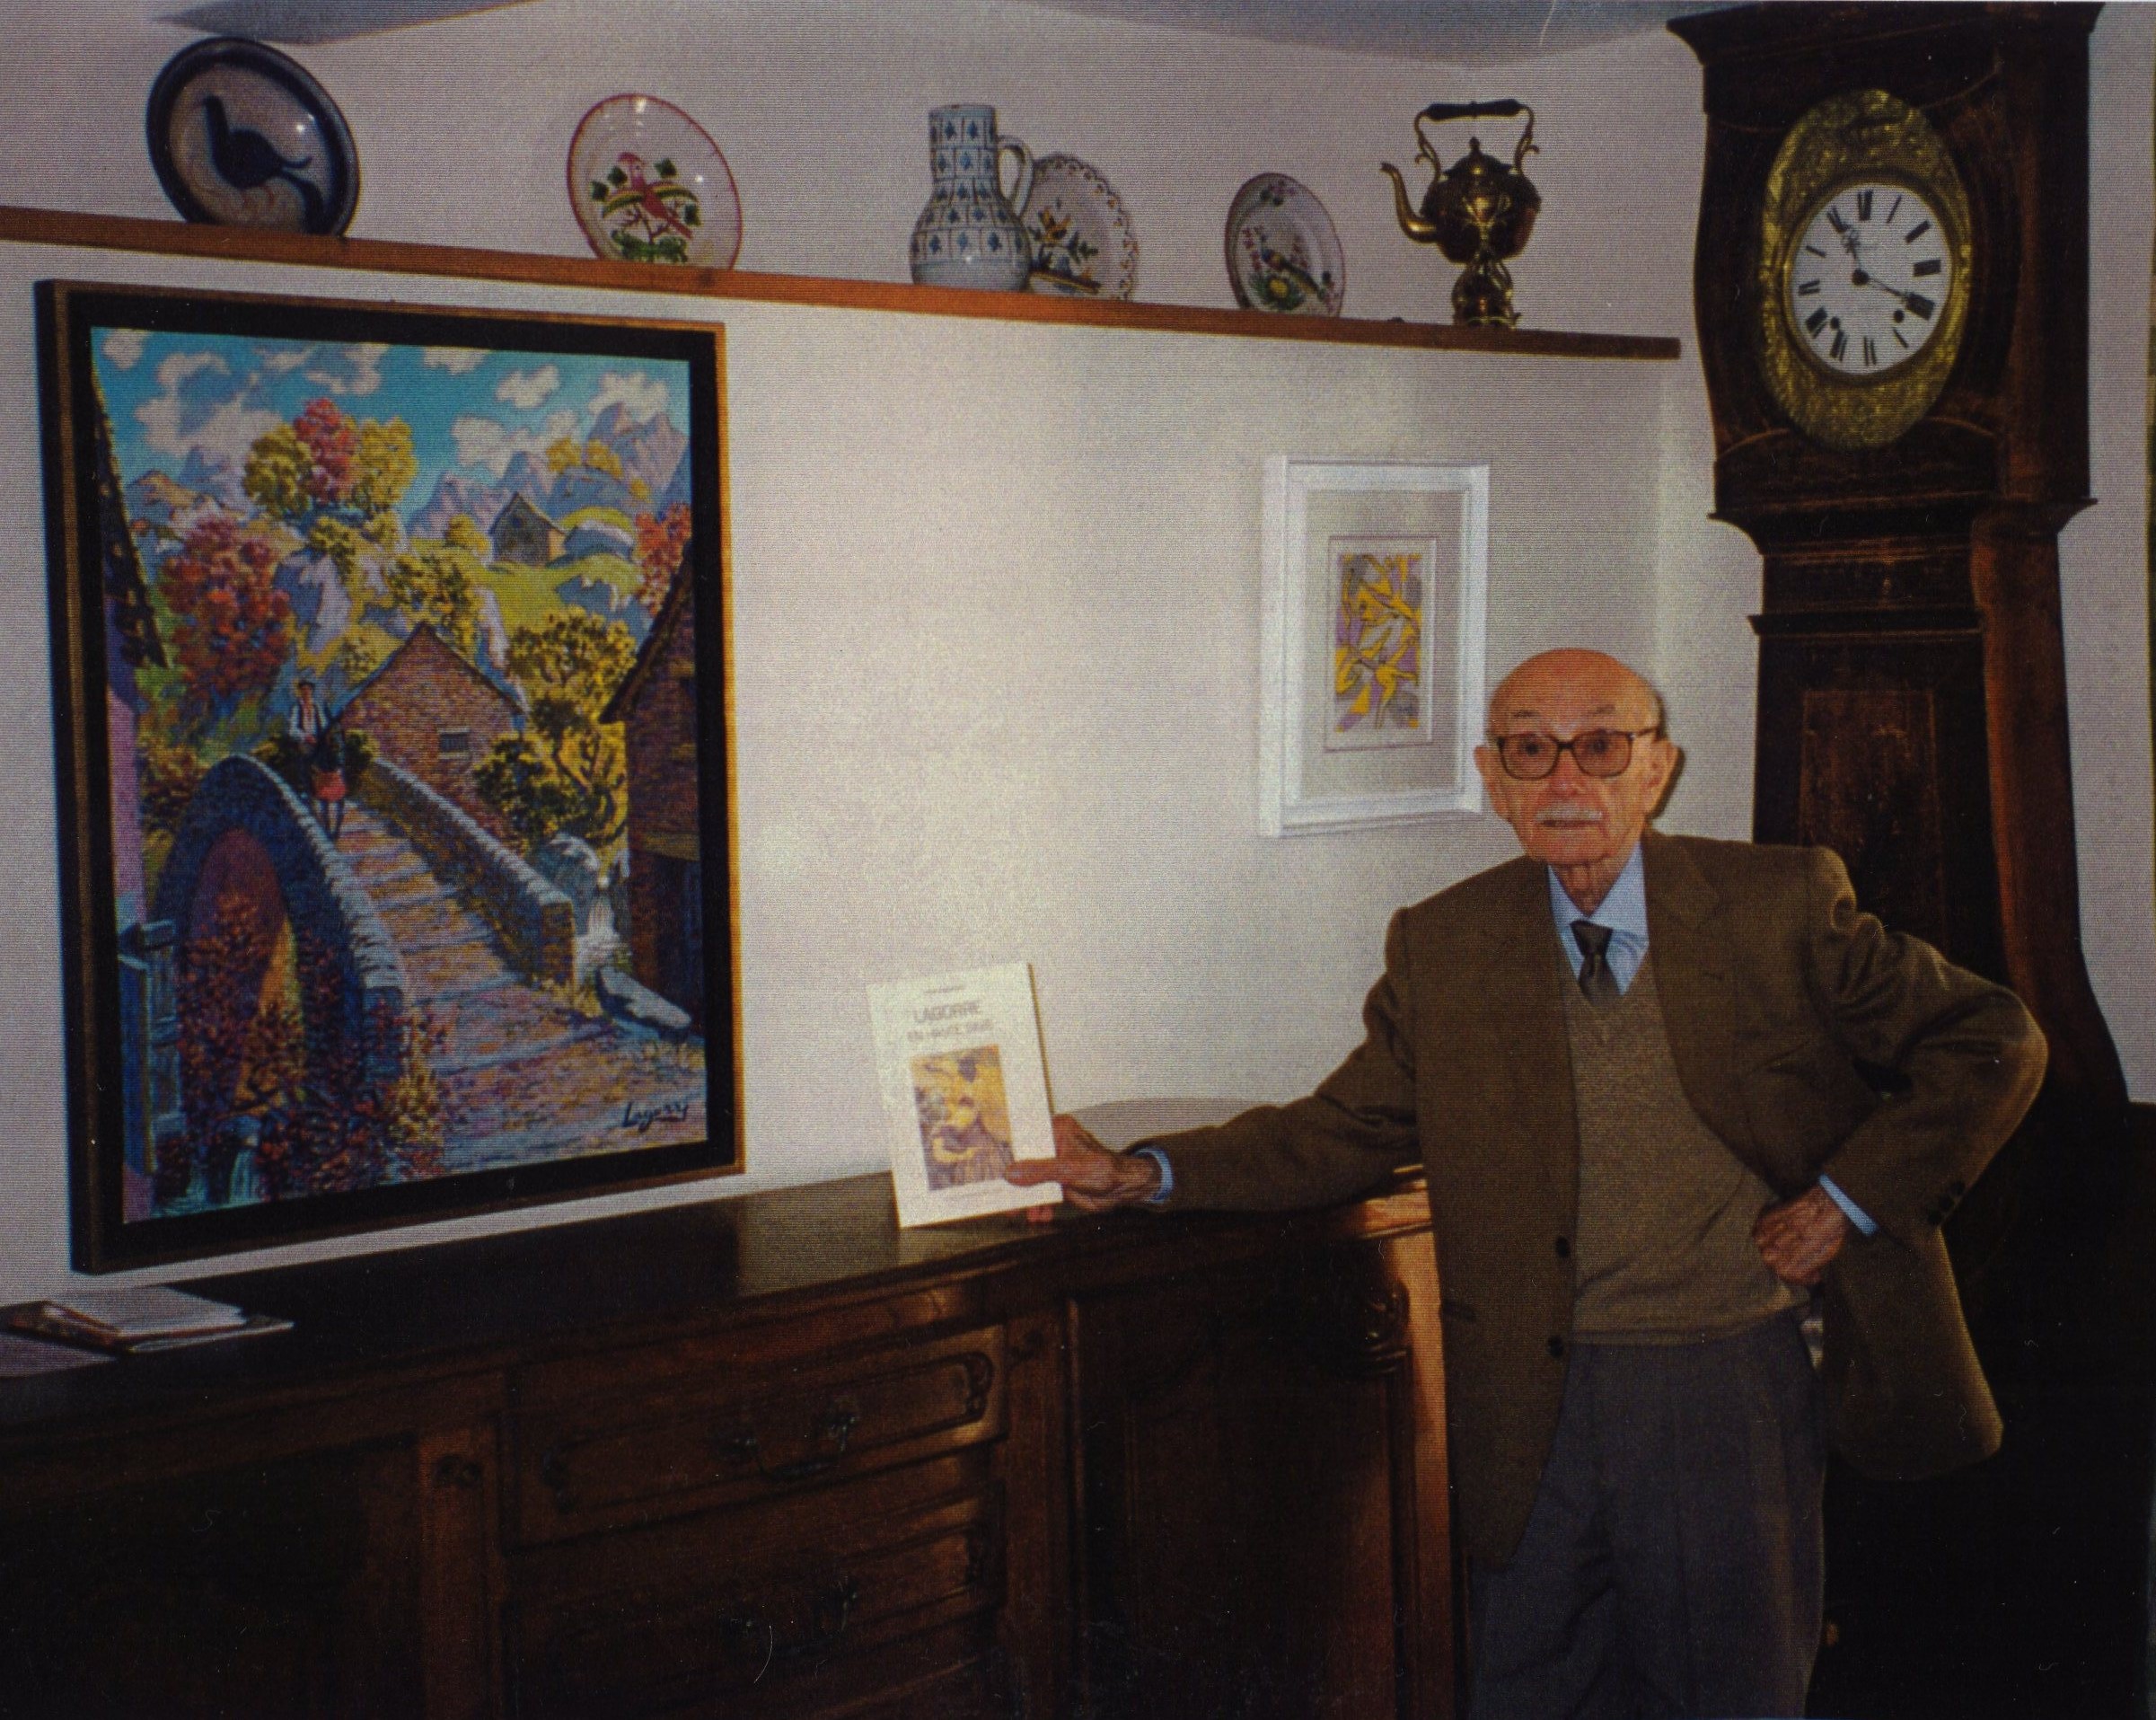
[1562,958,1806,1342]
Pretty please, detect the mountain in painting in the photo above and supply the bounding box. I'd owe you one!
[125,469,207,531]
[176,447,250,511]
[408,471,511,544]
[592,401,687,500]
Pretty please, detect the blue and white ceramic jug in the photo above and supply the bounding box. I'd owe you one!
[909,104,1034,290]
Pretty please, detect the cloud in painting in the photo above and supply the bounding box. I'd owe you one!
[259,345,314,375]
[424,346,488,375]
[496,364,561,411]
[101,329,146,371]
[135,348,282,468]
[305,341,390,396]
[453,406,579,479]
[585,368,670,425]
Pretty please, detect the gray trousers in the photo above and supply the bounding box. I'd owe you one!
[1467,1311,1826,1720]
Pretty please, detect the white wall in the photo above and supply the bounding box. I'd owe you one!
[0,1,1689,1297]
[2069,2,2156,1093]
[0,1,2144,1300]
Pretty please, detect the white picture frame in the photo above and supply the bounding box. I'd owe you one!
[1259,457,1490,836]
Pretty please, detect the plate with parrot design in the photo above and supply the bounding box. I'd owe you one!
[568,94,742,269]
[1225,173,1344,316]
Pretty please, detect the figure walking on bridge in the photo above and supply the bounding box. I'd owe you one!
[288,679,348,842]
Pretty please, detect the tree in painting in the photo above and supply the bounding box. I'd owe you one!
[474,608,638,851]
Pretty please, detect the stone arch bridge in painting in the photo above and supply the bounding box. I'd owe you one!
[149,755,412,1175]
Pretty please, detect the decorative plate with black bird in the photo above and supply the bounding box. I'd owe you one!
[145,37,358,235]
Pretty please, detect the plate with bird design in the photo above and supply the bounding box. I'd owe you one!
[1225,173,1344,316]
[568,94,743,269]
[1022,154,1138,300]
[145,37,359,235]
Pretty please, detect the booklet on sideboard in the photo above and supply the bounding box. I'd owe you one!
[868,962,1061,1229]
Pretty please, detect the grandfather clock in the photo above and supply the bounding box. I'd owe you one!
[1671,4,2133,1709]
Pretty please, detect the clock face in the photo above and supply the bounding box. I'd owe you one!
[1784,179,1955,379]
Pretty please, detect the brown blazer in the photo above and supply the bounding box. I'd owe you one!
[1147,830,2047,1564]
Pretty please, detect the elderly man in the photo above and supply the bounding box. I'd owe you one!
[1009,648,2045,1718]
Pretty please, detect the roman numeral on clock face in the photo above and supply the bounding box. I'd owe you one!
[1806,307,1830,337]
[1905,294,1936,320]
[1827,207,1850,234]
[1797,278,1821,295]
[1912,257,1942,278]
[1829,329,1847,362]
[1862,336,1878,366]
[1905,219,1932,243]
[1856,189,1874,221]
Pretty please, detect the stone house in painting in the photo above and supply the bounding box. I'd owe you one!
[340,623,522,836]
[489,492,565,567]
[601,565,703,1028]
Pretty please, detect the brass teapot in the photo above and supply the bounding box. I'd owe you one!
[1381,100,1541,327]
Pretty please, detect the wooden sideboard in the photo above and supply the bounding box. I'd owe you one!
[0,1172,1454,1719]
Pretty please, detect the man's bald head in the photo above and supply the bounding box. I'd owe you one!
[1474,648,1677,913]
[1485,648,1665,741]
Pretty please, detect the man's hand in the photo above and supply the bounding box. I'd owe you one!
[1005,1114,1164,1213]
[1752,1185,1852,1287]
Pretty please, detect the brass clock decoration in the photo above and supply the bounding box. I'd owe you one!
[1755,90,1972,450]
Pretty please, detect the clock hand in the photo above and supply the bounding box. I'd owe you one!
[1858,275,1920,306]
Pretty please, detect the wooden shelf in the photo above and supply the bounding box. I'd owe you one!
[0,204,1681,362]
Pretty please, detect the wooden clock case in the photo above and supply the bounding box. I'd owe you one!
[1673,2,2118,1105]
[1672,5,2139,1709]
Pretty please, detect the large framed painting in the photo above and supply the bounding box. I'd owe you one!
[1258,456,1489,835]
[37,280,739,1269]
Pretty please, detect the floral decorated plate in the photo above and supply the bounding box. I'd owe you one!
[1225,173,1344,316]
[1022,154,1138,300]
[568,94,742,269]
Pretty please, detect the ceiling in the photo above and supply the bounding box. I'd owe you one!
[161,0,1729,63]
[1022,0,1724,66]
[164,0,541,43]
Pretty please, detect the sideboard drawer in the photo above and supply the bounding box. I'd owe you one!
[509,1477,1003,1718]
[510,1325,1006,1542]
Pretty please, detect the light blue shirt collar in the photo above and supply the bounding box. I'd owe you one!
[1546,841,1650,994]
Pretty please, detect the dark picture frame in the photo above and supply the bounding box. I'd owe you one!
[38,279,739,1269]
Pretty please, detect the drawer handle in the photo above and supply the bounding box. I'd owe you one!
[714,1398,862,1485]
[718,1576,861,1681]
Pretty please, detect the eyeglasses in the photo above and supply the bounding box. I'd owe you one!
[1489,728,1659,781]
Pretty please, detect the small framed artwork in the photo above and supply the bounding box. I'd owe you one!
[38,279,739,1268]
[1258,457,1489,835]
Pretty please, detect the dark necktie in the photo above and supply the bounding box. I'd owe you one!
[1571,920,1620,1008]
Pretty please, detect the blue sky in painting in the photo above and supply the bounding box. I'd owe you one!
[91,324,690,516]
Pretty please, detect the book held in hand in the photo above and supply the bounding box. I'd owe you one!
[868,963,1061,1229]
